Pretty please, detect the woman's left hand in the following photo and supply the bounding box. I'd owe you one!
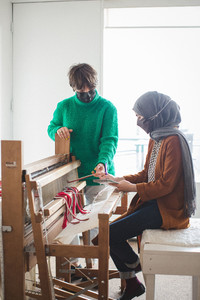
[115,180,137,192]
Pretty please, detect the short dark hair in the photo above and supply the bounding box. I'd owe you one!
[68,63,98,91]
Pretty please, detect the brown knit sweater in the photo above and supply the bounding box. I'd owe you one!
[124,135,189,230]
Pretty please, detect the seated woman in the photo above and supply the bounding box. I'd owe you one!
[94,91,196,300]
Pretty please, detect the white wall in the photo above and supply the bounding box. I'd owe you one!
[0,0,13,177]
[0,0,13,140]
[12,1,103,164]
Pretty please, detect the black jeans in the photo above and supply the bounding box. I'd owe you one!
[109,200,162,278]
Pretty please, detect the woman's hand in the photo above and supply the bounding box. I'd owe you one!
[94,163,106,177]
[114,180,137,192]
[95,172,124,182]
[57,127,73,139]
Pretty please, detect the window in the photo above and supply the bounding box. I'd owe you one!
[104,7,200,179]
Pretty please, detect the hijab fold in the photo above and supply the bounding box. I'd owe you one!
[151,127,196,217]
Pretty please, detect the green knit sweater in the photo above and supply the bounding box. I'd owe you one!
[47,91,118,185]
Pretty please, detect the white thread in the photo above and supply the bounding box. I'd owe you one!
[90,185,114,211]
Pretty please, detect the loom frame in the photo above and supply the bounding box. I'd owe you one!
[1,135,127,300]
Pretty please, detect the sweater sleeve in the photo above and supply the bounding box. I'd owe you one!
[136,136,183,201]
[124,169,148,184]
[97,103,118,170]
[47,103,63,141]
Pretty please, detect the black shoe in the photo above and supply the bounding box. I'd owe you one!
[117,283,145,300]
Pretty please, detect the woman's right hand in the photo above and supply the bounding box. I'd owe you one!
[98,173,124,183]
[57,127,73,139]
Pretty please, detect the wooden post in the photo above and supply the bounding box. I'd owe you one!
[25,175,55,300]
[82,230,93,268]
[55,133,73,281]
[1,140,25,300]
[114,193,128,215]
[98,214,110,300]
[55,133,70,155]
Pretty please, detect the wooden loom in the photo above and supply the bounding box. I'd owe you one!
[1,135,128,300]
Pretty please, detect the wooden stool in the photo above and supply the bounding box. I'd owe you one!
[140,218,200,300]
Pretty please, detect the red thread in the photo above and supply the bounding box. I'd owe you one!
[56,187,89,229]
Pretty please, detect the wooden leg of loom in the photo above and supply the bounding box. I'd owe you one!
[98,213,110,300]
[80,187,93,269]
[82,231,93,268]
[56,257,72,282]
[114,193,128,215]
[26,177,55,300]
[76,185,93,269]
[1,141,25,299]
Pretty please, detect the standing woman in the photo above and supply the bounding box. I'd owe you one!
[48,64,118,269]
[48,63,118,204]
[95,91,196,300]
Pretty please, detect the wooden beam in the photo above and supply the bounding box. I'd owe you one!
[26,174,55,300]
[114,193,128,215]
[101,192,122,217]
[53,278,99,298]
[1,140,25,300]
[31,160,81,188]
[24,154,68,175]
[47,244,99,258]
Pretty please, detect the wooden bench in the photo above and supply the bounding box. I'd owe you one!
[140,218,200,300]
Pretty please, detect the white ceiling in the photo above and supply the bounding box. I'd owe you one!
[10,0,200,7]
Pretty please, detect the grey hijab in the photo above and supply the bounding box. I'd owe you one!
[133,91,196,217]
